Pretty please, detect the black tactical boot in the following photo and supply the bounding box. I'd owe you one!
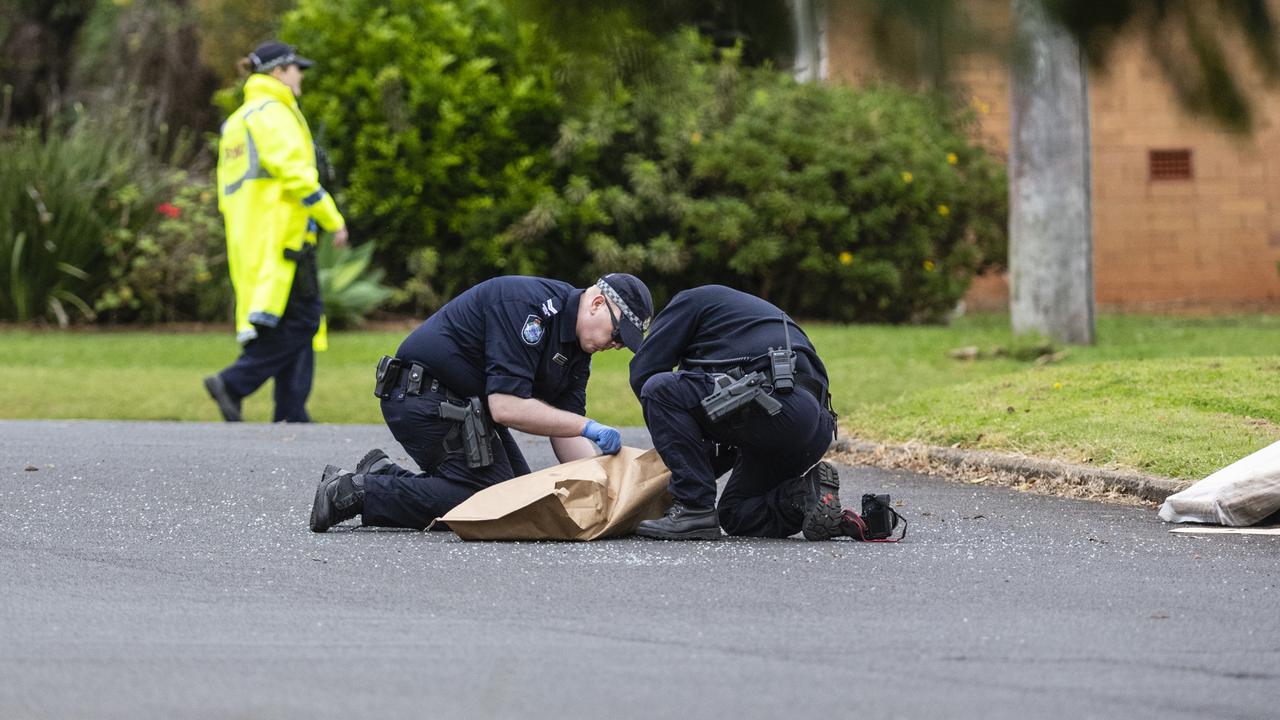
[635,502,721,540]
[796,461,845,541]
[309,465,365,533]
[355,448,394,475]
[203,374,242,422]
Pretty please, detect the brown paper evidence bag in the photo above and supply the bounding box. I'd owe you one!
[438,446,674,541]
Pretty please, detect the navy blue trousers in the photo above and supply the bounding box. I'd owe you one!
[639,371,835,538]
[360,378,531,530]
[218,281,321,423]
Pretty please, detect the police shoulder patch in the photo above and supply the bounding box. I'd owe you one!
[521,314,544,346]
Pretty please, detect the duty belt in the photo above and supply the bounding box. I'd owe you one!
[374,355,436,398]
[372,355,495,469]
[692,362,832,410]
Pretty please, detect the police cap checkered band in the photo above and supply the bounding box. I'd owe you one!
[597,279,649,333]
[251,52,296,71]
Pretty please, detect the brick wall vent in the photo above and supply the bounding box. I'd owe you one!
[1149,149,1193,181]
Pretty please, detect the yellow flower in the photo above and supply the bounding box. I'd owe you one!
[937,204,950,216]
[901,171,913,184]
[947,152,958,165]
[838,251,853,266]
[1053,382,1063,390]
[690,131,702,145]
[923,260,935,272]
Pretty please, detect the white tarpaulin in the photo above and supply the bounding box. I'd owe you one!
[1158,440,1280,526]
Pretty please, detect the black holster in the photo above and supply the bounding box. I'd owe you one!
[284,244,319,301]
[374,355,402,399]
[700,370,782,423]
[439,396,495,469]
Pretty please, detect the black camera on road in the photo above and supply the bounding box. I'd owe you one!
[861,493,902,540]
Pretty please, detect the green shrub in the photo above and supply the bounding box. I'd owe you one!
[96,179,393,327]
[520,31,1008,321]
[279,0,564,298]
[0,112,172,324]
[95,174,232,323]
[316,235,394,328]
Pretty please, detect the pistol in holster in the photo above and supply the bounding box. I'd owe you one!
[439,396,495,469]
[700,370,782,423]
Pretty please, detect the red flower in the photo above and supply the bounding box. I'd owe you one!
[156,202,181,219]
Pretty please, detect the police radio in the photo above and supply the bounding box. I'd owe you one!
[767,313,796,393]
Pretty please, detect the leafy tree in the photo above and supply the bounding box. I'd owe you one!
[1045,0,1280,133]
[516,32,1007,320]
[72,0,222,148]
[192,0,296,87]
[278,0,565,307]
[0,0,96,126]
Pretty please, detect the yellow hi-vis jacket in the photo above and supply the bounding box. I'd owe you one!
[216,74,344,349]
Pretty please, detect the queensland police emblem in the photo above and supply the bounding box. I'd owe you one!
[521,314,544,345]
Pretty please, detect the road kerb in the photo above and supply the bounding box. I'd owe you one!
[832,438,1188,504]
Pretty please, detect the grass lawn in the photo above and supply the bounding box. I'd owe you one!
[2,313,1277,479]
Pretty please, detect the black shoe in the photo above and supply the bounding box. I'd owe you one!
[355,448,393,475]
[635,502,721,540]
[799,461,845,541]
[309,465,365,533]
[203,375,242,422]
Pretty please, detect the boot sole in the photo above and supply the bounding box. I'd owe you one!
[634,522,722,540]
[355,448,389,475]
[802,462,843,541]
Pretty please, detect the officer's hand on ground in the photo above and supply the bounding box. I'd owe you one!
[333,226,349,248]
[581,419,622,454]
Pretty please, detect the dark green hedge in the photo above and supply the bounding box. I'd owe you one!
[287,3,1007,321]
[523,31,1008,321]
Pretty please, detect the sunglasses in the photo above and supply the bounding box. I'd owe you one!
[603,299,623,345]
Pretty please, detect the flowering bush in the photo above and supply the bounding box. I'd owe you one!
[96,174,232,323]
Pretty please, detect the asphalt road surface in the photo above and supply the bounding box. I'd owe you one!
[1,420,1277,719]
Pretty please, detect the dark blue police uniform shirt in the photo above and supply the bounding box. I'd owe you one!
[396,276,591,414]
[629,285,829,399]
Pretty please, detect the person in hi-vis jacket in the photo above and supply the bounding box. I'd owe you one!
[204,41,348,423]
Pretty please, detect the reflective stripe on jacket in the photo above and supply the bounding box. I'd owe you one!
[216,74,344,349]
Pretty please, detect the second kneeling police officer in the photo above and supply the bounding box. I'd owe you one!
[630,285,847,540]
[309,274,653,532]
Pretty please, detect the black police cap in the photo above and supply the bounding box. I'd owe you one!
[596,273,654,352]
[249,41,315,73]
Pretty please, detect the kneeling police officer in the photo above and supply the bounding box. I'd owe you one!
[310,273,653,532]
[630,285,848,540]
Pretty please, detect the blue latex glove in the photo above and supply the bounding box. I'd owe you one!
[581,419,622,455]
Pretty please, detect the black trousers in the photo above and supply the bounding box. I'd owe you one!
[219,277,321,423]
[639,371,835,538]
[360,377,530,530]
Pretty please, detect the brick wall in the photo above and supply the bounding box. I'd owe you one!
[825,1,1280,312]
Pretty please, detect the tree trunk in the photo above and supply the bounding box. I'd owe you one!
[788,0,826,83]
[1009,0,1095,344]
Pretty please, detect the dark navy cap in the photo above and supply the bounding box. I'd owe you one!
[249,41,315,72]
[595,273,653,352]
